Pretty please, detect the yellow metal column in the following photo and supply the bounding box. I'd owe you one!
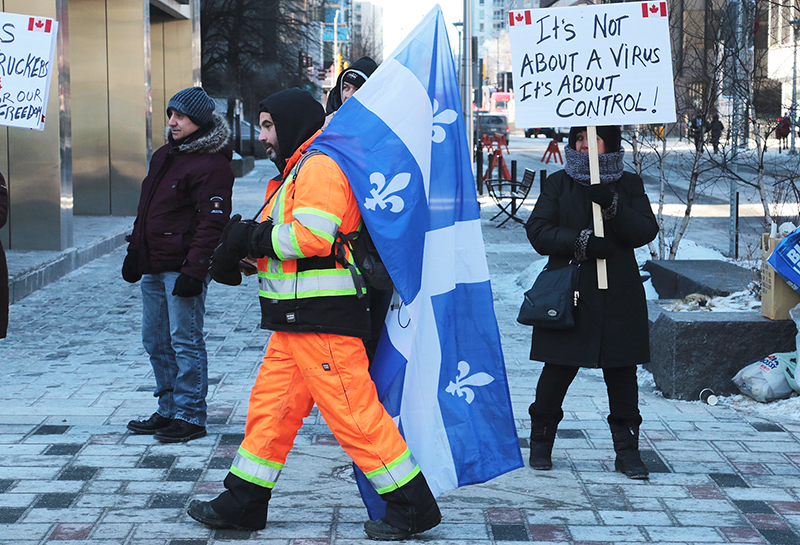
[106,0,148,216]
[69,0,110,215]
[150,20,165,149]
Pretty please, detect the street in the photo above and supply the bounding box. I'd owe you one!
[482,131,788,260]
[0,160,797,543]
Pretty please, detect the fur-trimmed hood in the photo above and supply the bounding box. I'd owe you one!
[165,112,232,155]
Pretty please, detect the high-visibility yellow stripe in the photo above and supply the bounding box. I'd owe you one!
[258,271,364,299]
[364,449,421,494]
[229,447,283,489]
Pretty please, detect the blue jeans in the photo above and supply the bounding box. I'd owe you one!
[141,272,209,426]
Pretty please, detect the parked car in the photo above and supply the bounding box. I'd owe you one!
[524,127,569,141]
[474,113,509,141]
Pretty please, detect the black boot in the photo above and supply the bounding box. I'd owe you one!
[188,473,271,531]
[364,472,441,540]
[528,409,561,470]
[608,416,649,480]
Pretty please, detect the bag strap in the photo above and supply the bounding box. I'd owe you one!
[250,149,325,221]
[334,229,366,299]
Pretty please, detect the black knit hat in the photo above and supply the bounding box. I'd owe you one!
[342,68,368,90]
[167,87,215,128]
[568,125,622,153]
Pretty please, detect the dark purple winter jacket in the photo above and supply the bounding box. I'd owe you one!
[127,113,234,281]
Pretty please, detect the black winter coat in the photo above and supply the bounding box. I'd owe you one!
[525,170,658,367]
[127,114,234,281]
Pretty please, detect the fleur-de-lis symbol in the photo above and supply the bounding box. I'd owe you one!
[432,99,458,143]
[364,171,410,212]
[445,361,494,404]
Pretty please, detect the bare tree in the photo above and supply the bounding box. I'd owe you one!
[201,0,324,120]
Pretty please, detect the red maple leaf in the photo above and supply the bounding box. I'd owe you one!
[650,4,659,13]
[35,19,44,28]
[516,13,523,21]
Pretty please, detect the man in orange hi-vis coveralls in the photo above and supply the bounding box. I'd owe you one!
[187,88,441,541]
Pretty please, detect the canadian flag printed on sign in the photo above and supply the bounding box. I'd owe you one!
[641,2,667,17]
[28,17,53,33]
[508,10,532,27]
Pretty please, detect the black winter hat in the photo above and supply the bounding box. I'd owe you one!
[259,88,325,163]
[167,87,215,128]
[568,125,622,153]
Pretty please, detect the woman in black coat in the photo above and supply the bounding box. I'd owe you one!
[524,126,658,479]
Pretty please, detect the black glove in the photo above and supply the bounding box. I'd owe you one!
[248,220,277,259]
[172,273,204,297]
[227,217,259,257]
[210,214,248,286]
[587,184,615,209]
[122,250,142,283]
[586,235,616,259]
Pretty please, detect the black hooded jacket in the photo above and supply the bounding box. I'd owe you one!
[324,56,378,115]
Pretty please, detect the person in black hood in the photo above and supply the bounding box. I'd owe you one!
[257,88,325,171]
[324,56,378,125]
[191,88,441,541]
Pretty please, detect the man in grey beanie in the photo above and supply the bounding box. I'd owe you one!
[122,86,234,442]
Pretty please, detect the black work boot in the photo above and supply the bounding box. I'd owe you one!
[529,415,560,470]
[188,473,270,531]
[608,416,649,480]
[364,472,441,540]
[127,412,172,434]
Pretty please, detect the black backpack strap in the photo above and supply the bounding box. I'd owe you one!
[335,229,366,299]
[251,149,326,221]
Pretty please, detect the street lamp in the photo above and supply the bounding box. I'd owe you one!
[333,9,341,79]
[790,19,800,154]
[453,21,463,95]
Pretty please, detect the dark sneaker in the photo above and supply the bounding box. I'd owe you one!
[127,413,172,435]
[187,500,261,531]
[364,518,411,541]
[154,419,206,443]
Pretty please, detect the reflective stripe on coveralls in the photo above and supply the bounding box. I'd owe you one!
[365,448,421,494]
[230,447,284,488]
[237,331,416,494]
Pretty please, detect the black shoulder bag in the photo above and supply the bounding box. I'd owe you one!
[516,263,580,329]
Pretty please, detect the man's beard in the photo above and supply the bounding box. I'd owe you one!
[265,147,279,163]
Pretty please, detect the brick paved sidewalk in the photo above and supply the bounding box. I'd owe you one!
[0,170,796,544]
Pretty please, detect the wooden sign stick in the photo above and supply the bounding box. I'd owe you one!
[586,126,608,290]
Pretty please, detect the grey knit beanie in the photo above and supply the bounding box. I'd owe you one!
[167,87,215,128]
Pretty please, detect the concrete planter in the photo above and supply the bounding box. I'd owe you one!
[647,301,796,400]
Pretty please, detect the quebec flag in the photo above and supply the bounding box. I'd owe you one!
[310,5,523,518]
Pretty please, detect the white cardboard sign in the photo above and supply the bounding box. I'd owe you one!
[0,13,58,131]
[509,2,676,128]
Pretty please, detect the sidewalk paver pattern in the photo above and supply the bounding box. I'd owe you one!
[0,163,798,544]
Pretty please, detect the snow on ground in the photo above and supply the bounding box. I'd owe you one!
[505,237,800,422]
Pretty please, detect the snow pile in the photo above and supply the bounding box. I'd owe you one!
[663,290,761,312]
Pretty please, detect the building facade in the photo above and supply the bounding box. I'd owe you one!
[0,0,200,252]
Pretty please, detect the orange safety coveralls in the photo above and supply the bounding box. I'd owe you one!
[230,133,419,495]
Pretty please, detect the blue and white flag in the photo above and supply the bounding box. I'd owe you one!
[310,5,522,518]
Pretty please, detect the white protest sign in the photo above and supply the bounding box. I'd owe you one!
[0,13,58,131]
[509,2,676,128]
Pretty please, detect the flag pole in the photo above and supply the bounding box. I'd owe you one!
[586,126,608,290]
